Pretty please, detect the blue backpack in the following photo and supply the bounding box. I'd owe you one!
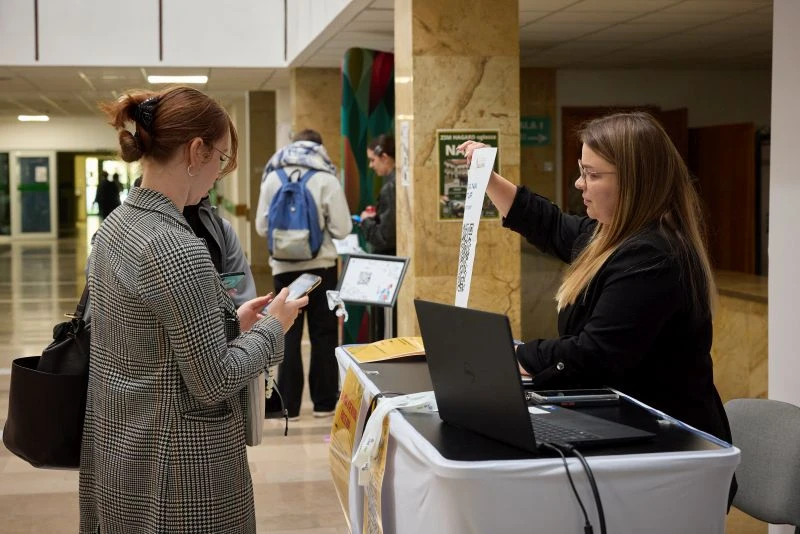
[267,168,323,261]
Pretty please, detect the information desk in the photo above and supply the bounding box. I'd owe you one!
[334,347,740,534]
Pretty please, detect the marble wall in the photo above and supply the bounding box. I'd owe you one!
[394,0,521,336]
[290,68,342,173]
[248,91,277,294]
[712,272,769,402]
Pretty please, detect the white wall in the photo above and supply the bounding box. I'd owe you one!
[4,0,285,67]
[162,0,284,67]
[286,0,352,64]
[38,0,159,66]
[557,69,772,128]
[0,117,117,151]
[0,0,35,63]
[769,0,800,413]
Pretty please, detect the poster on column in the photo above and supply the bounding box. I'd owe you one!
[436,129,500,220]
[328,367,365,531]
[455,147,497,308]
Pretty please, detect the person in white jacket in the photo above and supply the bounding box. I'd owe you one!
[256,129,353,419]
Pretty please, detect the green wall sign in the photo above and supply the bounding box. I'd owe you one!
[521,116,551,146]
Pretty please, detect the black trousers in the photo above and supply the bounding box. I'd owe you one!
[272,266,339,417]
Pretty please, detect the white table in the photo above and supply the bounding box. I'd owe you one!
[335,347,740,534]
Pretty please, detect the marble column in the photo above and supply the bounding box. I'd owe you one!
[290,68,342,172]
[394,0,521,335]
[248,90,277,294]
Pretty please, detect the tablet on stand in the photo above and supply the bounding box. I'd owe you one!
[337,253,410,340]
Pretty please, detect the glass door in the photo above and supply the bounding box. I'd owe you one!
[10,151,57,238]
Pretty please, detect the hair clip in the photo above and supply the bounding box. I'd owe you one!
[133,97,159,133]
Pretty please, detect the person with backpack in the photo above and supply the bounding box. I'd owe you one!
[255,129,353,420]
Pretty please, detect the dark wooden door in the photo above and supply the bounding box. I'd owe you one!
[689,123,756,273]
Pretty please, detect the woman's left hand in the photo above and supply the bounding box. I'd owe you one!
[237,293,274,332]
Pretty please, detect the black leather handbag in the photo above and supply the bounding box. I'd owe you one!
[3,285,90,469]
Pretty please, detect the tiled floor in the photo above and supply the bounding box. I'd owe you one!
[0,221,348,533]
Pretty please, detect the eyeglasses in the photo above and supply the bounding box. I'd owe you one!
[212,146,232,172]
[577,160,616,180]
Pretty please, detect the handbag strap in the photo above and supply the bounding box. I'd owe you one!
[70,284,90,321]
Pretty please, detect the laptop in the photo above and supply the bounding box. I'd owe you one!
[414,299,655,453]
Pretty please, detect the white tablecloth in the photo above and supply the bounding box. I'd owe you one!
[335,347,740,534]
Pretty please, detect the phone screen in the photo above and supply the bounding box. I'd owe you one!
[527,388,619,405]
[536,389,617,398]
[221,272,246,290]
[286,274,322,301]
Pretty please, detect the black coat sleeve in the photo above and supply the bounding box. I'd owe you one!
[361,179,396,253]
[516,241,682,386]
[502,186,595,263]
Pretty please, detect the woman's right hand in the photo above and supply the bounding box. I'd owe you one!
[264,287,309,333]
[457,140,491,166]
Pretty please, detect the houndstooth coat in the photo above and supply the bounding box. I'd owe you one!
[79,187,284,533]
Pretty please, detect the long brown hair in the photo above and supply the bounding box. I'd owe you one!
[555,112,716,315]
[98,86,238,176]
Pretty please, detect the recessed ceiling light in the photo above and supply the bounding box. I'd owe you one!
[18,115,50,122]
[147,75,208,84]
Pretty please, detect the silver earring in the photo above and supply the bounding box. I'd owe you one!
[187,165,195,177]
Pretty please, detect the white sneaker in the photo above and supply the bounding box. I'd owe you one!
[312,410,335,418]
[288,414,301,422]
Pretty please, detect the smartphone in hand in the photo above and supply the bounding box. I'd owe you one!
[286,273,322,301]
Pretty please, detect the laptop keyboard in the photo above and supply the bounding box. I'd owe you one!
[530,415,601,443]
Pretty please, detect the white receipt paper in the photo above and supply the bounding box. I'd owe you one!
[454,147,498,308]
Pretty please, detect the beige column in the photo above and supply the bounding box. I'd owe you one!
[395,0,521,336]
[248,90,277,294]
[290,68,342,172]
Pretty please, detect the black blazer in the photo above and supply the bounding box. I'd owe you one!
[507,187,730,441]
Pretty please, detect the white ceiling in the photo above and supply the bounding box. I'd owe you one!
[0,0,773,119]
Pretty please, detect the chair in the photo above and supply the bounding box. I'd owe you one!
[725,398,800,533]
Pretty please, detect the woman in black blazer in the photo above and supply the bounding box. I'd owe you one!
[458,112,731,443]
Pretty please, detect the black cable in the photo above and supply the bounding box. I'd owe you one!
[540,442,593,534]
[560,443,607,534]
[570,447,606,534]
[271,382,289,436]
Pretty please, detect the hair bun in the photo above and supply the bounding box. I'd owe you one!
[119,130,143,162]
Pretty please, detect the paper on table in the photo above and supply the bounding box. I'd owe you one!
[346,337,425,363]
[455,147,497,308]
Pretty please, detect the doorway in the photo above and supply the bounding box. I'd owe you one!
[2,151,58,240]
